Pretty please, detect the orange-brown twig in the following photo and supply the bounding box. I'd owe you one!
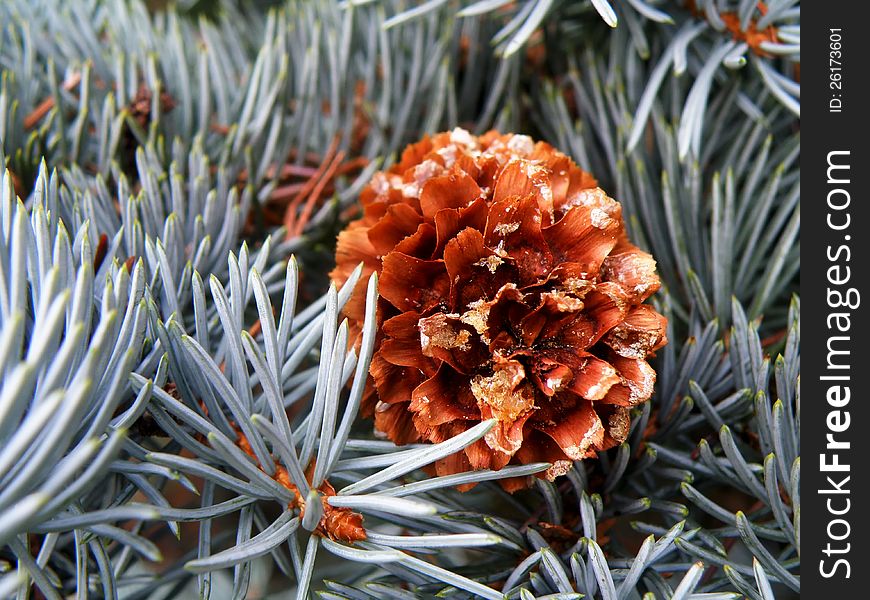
[292,147,346,237]
[23,72,83,131]
[241,142,367,239]
[760,328,787,348]
[282,136,341,236]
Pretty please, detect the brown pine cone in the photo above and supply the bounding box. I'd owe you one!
[331,129,667,488]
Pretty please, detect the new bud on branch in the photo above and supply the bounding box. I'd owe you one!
[332,129,667,489]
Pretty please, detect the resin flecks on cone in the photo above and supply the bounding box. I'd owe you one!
[331,129,667,489]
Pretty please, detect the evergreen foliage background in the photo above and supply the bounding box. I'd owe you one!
[0,1,799,598]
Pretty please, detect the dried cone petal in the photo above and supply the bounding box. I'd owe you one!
[332,129,667,489]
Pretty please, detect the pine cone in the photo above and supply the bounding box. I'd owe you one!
[332,129,667,488]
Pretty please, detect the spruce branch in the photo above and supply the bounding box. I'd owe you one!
[0,167,154,597]
[0,1,799,597]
